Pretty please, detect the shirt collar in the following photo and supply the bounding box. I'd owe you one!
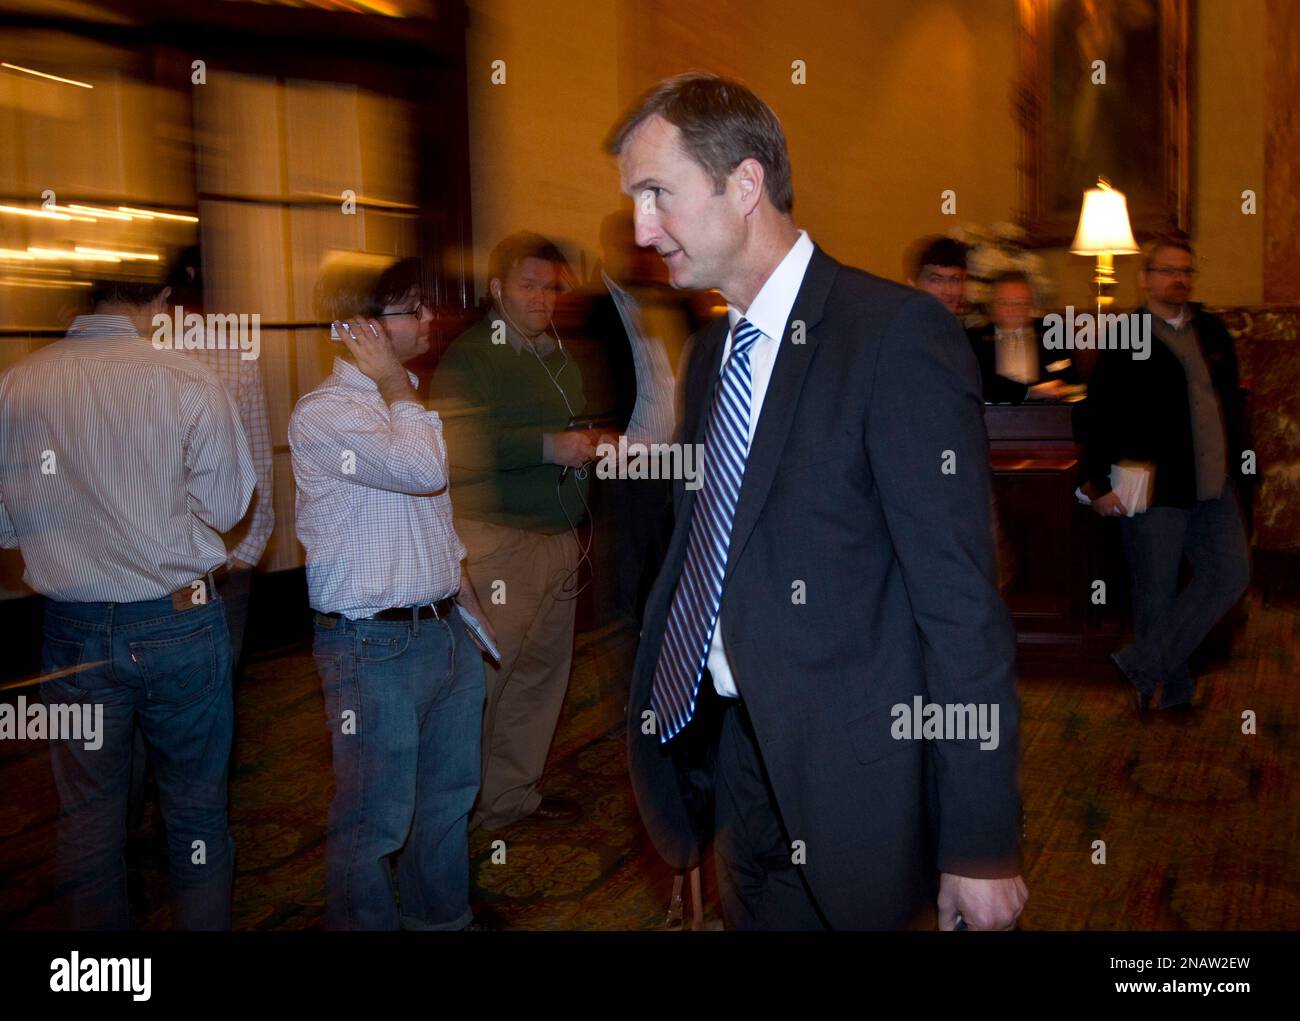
[1147,303,1191,330]
[332,356,419,393]
[726,229,815,341]
[65,314,140,338]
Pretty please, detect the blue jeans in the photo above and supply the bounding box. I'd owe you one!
[127,567,251,825]
[39,593,235,930]
[313,608,485,930]
[1116,480,1250,706]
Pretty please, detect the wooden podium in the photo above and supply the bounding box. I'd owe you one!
[985,402,1130,673]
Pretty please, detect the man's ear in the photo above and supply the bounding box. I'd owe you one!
[731,157,766,217]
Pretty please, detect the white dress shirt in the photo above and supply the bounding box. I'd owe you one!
[0,315,255,602]
[994,327,1038,385]
[289,356,465,618]
[706,229,816,698]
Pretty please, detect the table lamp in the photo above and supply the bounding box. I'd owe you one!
[1069,177,1139,315]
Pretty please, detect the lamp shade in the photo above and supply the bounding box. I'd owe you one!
[1069,181,1140,255]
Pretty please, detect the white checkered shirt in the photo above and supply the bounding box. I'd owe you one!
[181,346,274,566]
[288,357,464,618]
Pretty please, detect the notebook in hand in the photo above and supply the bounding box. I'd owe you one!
[456,605,501,666]
[1109,460,1155,517]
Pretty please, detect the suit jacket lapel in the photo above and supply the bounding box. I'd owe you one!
[722,245,838,585]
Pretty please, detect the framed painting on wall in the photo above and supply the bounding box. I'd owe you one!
[1015,0,1192,247]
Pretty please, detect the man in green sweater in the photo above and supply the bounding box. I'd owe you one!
[431,232,596,829]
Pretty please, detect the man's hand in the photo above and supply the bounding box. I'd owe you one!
[1028,379,1067,400]
[547,431,597,468]
[1091,491,1128,518]
[938,873,1028,930]
[335,318,415,404]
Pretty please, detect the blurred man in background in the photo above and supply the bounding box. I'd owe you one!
[431,232,594,830]
[583,210,698,620]
[1083,234,1251,711]
[906,235,969,317]
[0,273,254,929]
[966,270,1078,404]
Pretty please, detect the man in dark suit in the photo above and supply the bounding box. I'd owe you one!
[606,73,1027,930]
[967,271,1079,404]
[1080,234,1251,711]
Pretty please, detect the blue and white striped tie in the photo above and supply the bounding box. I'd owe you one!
[651,317,763,742]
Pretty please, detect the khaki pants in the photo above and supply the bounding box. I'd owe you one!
[457,518,580,830]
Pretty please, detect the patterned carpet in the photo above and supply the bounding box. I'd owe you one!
[1,594,1296,930]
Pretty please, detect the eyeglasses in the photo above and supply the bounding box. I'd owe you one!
[1148,266,1197,278]
[378,301,427,318]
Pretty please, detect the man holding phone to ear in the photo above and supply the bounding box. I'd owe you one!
[289,257,494,930]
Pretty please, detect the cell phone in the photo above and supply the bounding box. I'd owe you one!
[557,414,619,483]
[329,321,380,343]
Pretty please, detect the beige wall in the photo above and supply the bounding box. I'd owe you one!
[465,0,622,292]
[465,0,1270,309]
[1192,0,1265,306]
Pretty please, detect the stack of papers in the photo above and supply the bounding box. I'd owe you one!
[1109,461,1155,516]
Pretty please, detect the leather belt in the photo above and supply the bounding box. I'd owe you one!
[170,572,218,612]
[316,596,456,627]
